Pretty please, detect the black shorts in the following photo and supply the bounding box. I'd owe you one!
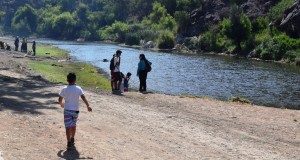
[112,72,122,82]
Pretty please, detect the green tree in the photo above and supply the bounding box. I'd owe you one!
[157,30,175,49]
[142,2,176,31]
[174,11,189,35]
[11,4,38,36]
[36,4,61,37]
[222,5,252,54]
[98,21,129,42]
[52,12,77,39]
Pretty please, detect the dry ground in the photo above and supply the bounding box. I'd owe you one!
[0,48,300,160]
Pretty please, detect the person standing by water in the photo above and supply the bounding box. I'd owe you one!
[32,41,36,56]
[137,54,152,93]
[14,36,19,51]
[112,50,122,92]
[21,37,27,53]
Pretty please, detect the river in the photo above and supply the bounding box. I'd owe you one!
[37,40,300,109]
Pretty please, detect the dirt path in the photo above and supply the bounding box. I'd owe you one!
[0,48,300,160]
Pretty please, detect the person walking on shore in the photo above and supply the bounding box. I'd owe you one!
[58,73,92,148]
[137,54,152,93]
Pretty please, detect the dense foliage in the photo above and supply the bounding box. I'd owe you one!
[0,0,299,65]
[222,5,252,55]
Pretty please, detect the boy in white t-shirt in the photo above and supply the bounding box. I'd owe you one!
[58,73,92,148]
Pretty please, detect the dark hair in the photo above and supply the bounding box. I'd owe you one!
[139,54,146,60]
[116,50,122,54]
[126,72,132,77]
[67,72,76,83]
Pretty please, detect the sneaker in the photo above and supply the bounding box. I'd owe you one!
[67,142,72,148]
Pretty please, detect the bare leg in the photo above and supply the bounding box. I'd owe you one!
[113,81,118,90]
[66,128,71,142]
[71,127,76,139]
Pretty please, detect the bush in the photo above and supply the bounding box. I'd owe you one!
[200,31,217,51]
[254,46,263,58]
[255,28,272,46]
[139,29,159,42]
[261,49,274,60]
[268,0,295,22]
[251,17,268,33]
[221,5,252,54]
[272,34,298,60]
[259,34,300,61]
[125,33,140,46]
[188,36,201,50]
[295,58,300,66]
[157,30,175,49]
[229,96,251,104]
[98,21,129,42]
[283,51,297,62]
[199,28,227,52]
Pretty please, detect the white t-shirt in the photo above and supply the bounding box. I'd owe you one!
[59,85,84,111]
[114,56,120,72]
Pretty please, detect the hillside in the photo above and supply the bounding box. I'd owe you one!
[1,0,299,65]
[0,0,290,37]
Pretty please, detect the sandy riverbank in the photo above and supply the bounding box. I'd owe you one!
[0,47,300,159]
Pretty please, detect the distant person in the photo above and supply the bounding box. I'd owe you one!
[0,41,4,49]
[21,37,27,52]
[32,41,36,56]
[5,43,11,51]
[14,36,19,51]
[110,54,116,91]
[137,54,152,92]
[123,72,132,92]
[24,38,27,53]
[58,73,92,148]
[110,50,122,92]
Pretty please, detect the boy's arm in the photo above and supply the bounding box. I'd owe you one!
[81,95,92,112]
[58,96,64,108]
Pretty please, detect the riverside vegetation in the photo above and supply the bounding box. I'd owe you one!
[0,0,299,65]
[28,45,111,91]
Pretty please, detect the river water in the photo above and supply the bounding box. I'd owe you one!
[38,40,300,109]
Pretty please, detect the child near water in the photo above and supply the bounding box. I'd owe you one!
[123,72,132,92]
[58,73,92,148]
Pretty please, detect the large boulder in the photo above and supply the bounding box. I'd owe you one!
[280,0,300,38]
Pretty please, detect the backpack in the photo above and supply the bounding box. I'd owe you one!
[145,60,152,72]
[109,57,115,70]
[110,56,121,71]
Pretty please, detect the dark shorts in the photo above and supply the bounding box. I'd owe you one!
[111,72,121,82]
[64,110,79,128]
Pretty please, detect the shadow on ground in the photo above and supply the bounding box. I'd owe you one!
[57,147,93,160]
[0,74,58,114]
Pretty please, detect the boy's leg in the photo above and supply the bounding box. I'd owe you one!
[71,127,76,141]
[64,110,78,147]
[66,128,71,142]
